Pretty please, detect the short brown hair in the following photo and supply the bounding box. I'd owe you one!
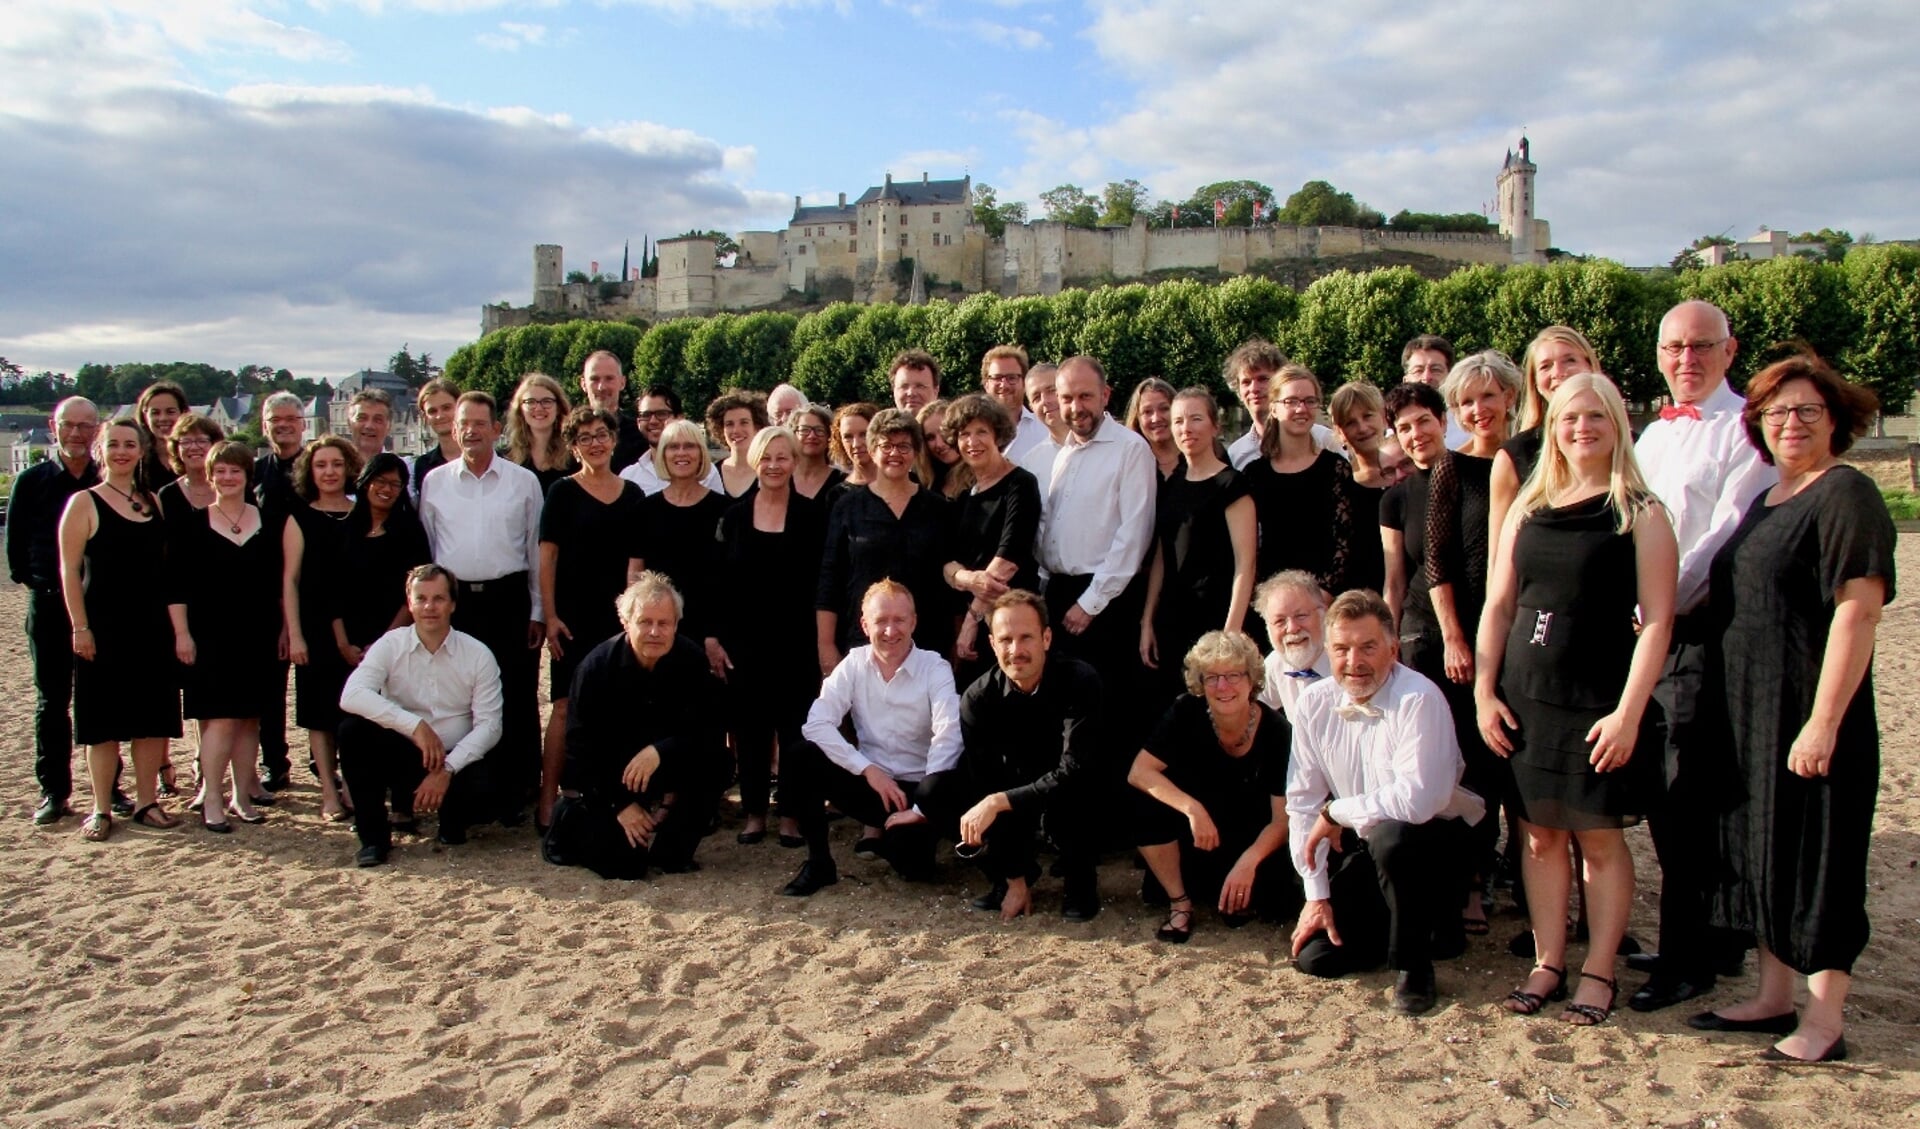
[1741,350,1878,464]
[989,588,1049,628]
[407,562,458,595]
[941,393,1016,452]
[561,406,620,448]
[206,439,254,482]
[166,413,225,473]
[1401,334,1455,368]
[890,348,941,387]
[1328,380,1384,428]
[869,407,923,453]
[980,345,1029,382]
[416,378,459,411]
[456,390,498,422]
[1223,338,1286,383]
[1325,589,1394,635]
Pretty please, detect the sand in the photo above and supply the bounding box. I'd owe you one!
[1,543,1916,1129]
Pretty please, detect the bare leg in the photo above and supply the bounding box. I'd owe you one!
[1137,842,1187,906]
[539,698,568,827]
[200,720,235,827]
[1517,821,1572,1000]
[1778,968,1850,1059]
[86,743,119,815]
[129,737,167,810]
[1716,944,1799,1022]
[310,729,347,817]
[1569,828,1632,1016]
[229,722,263,808]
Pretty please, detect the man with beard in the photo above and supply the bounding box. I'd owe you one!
[1256,570,1331,721]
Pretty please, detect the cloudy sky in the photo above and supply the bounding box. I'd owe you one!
[3,0,1915,383]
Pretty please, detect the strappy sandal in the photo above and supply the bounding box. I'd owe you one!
[1503,964,1567,1015]
[1564,971,1618,1027]
[132,803,181,830]
[157,760,179,798]
[1155,894,1194,944]
[80,813,113,842]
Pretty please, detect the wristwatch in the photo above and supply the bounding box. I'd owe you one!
[1319,801,1340,828]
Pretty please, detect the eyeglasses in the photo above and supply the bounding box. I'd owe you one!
[1278,397,1320,411]
[1760,402,1828,426]
[794,425,827,438]
[877,440,917,455]
[521,397,558,409]
[367,477,404,492]
[1201,671,1250,687]
[983,372,1024,385]
[1404,363,1447,377]
[1659,338,1727,358]
[573,430,614,446]
[636,409,675,422]
[177,436,212,447]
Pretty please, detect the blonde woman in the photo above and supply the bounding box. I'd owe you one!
[505,372,574,494]
[1488,327,1599,547]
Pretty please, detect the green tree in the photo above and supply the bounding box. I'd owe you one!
[1790,228,1853,263]
[1208,276,1298,370]
[1671,234,1738,270]
[921,292,1005,389]
[1039,184,1100,229]
[1179,180,1277,227]
[674,229,742,260]
[970,183,1028,239]
[632,319,699,395]
[1841,244,1920,416]
[1385,210,1494,234]
[1275,180,1381,228]
[1422,264,1503,355]
[1099,179,1150,227]
[1679,257,1856,388]
[788,303,866,405]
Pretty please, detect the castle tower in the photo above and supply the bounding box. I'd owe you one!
[1496,138,1537,264]
[534,244,564,312]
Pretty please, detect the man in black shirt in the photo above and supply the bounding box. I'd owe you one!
[251,390,308,790]
[956,590,1108,921]
[579,351,647,473]
[5,397,99,823]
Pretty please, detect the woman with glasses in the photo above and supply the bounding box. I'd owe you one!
[789,403,846,500]
[1127,630,1297,944]
[1694,354,1894,1064]
[1243,366,1359,606]
[706,389,770,498]
[505,372,574,494]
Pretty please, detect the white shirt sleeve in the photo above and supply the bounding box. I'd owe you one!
[447,640,503,774]
[802,658,869,775]
[1079,434,1158,617]
[1325,689,1459,834]
[339,631,424,738]
[924,662,964,776]
[1675,435,1771,611]
[1285,710,1336,902]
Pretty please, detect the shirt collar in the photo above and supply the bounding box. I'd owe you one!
[455,456,499,482]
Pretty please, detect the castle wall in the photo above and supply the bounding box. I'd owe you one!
[715,266,788,312]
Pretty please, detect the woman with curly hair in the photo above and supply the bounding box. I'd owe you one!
[282,435,363,822]
[706,389,770,498]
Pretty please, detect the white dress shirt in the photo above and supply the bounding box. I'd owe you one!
[1259,648,1332,718]
[1003,408,1050,466]
[1634,379,1776,614]
[419,454,546,619]
[618,455,725,497]
[1031,415,1157,617]
[1442,415,1473,453]
[1017,431,1062,485]
[339,626,503,774]
[1285,663,1485,901]
[1227,424,1343,470]
[802,645,963,782]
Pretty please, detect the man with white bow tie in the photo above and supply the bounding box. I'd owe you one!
[1255,570,1331,721]
[1285,590,1486,1015]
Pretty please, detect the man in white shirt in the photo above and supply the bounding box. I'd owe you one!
[1223,338,1338,468]
[1628,300,1777,1013]
[981,345,1049,465]
[419,391,545,824]
[1032,356,1158,705]
[1015,362,1065,482]
[619,385,724,495]
[338,565,503,867]
[1255,570,1331,720]
[780,581,964,897]
[1401,334,1473,451]
[1286,590,1485,1015]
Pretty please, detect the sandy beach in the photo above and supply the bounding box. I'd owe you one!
[1,543,1915,1129]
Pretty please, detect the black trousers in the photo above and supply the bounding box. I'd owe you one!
[25,587,75,802]
[1401,632,1504,890]
[453,575,539,814]
[337,715,493,851]
[1043,573,1145,732]
[546,747,729,880]
[1647,623,1741,979]
[1294,819,1470,977]
[782,739,964,877]
[959,763,1101,885]
[259,658,291,778]
[727,663,809,817]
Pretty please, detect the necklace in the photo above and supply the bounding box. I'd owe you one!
[102,481,145,515]
[214,500,247,534]
[1212,708,1257,753]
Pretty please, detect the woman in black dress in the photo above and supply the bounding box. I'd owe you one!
[790,403,846,500]
[58,418,182,839]
[135,380,187,493]
[1140,387,1256,702]
[154,412,224,797]
[715,425,825,845]
[824,402,880,509]
[1127,630,1298,943]
[1243,365,1357,596]
[939,395,1041,670]
[167,441,285,832]
[1124,378,1181,482]
[707,389,770,498]
[1695,354,1894,1064]
[330,453,432,665]
[816,408,954,669]
[282,435,362,822]
[1379,382,1450,643]
[1476,375,1676,1026]
[537,409,645,830]
[505,372,574,494]
[636,418,731,671]
[1327,381,1393,595]
[1486,327,1598,548]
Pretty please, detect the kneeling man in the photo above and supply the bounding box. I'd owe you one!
[956,590,1107,922]
[1287,590,1485,1014]
[780,581,963,896]
[339,564,501,867]
[548,572,727,878]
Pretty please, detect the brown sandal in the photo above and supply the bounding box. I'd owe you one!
[80,813,113,842]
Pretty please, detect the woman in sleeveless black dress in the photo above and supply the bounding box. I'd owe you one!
[1476,375,1675,1027]
[282,436,363,821]
[1486,328,1598,552]
[59,419,182,839]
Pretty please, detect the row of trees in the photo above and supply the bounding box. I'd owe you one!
[1010,179,1494,235]
[1,344,439,414]
[440,246,1920,418]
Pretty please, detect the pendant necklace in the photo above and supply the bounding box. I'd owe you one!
[103,481,145,515]
[215,501,247,534]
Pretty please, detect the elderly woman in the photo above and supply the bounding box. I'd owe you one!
[939,394,1041,666]
[537,408,645,831]
[58,418,182,839]
[789,403,845,499]
[1124,377,1181,481]
[636,418,731,672]
[825,402,880,506]
[1691,354,1894,1064]
[1488,327,1600,545]
[1244,365,1359,598]
[915,398,963,497]
[707,389,771,497]
[1475,375,1675,1026]
[1128,630,1298,943]
[283,435,363,821]
[505,372,574,494]
[816,408,954,670]
[716,426,826,844]
[135,381,188,492]
[167,441,285,832]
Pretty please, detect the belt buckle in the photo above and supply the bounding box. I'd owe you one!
[1528,610,1553,646]
[467,580,487,593]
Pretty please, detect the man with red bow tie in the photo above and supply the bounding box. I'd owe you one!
[1629,300,1777,1013]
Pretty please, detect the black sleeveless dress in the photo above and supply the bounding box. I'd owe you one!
[291,506,353,731]
[1500,493,1655,830]
[73,493,180,744]
[173,510,285,720]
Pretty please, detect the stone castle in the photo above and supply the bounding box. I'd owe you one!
[482,139,1550,334]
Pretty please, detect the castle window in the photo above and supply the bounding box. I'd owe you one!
[933,212,941,224]
[849,240,856,253]
[901,214,909,225]
[899,234,908,248]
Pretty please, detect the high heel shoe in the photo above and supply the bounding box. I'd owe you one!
[1564,972,1618,1027]
[1504,965,1568,1015]
[227,802,267,825]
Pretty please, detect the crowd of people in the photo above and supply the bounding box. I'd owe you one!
[6,300,1892,1059]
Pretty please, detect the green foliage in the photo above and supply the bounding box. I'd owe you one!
[1099,180,1150,227]
[1039,185,1100,229]
[675,230,741,259]
[1679,257,1857,389]
[1422,265,1504,355]
[1386,210,1494,234]
[68,360,319,409]
[1277,181,1383,229]
[970,183,1027,239]
[1180,181,1277,228]
[1879,489,1920,522]
[1841,244,1920,416]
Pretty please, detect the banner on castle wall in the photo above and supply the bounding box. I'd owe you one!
[591,261,599,275]
[1213,199,1225,223]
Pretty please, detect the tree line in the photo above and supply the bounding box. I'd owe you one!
[986,178,1495,236]
[442,247,1920,419]
[0,345,440,416]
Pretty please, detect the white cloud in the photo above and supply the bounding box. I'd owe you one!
[968,19,1047,49]
[477,19,547,49]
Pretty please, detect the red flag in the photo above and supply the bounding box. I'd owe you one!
[630,268,640,281]
[1213,199,1225,222]
[1172,205,1180,223]
[1254,200,1264,222]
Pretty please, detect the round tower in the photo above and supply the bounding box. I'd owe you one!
[1496,138,1537,263]
[874,172,901,269]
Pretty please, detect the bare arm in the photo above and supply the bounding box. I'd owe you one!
[1473,506,1525,755]
[1382,526,1405,629]
[1222,495,1257,635]
[1138,542,1166,668]
[1585,506,1678,771]
[1789,574,1886,778]
[1486,449,1521,558]
[282,517,308,663]
[57,493,97,657]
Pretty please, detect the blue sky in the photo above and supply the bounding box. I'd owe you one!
[3,1,1916,383]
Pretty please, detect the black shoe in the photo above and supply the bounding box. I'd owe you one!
[781,859,838,897]
[778,833,806,849]
[1392,966,1438,1015]
[246,792,278,808]
[971,881,1008,912]
[853,836,883,860]
[201,814,232,835]
[33,795,68,825]
[737,828,767,845]
[497,807,528,829]
[1715,948,1749,978]
[1687,1009,1797,1035]
[1629,973,1716,1013]
[657,857,702,874]
[1625,950,1665,975]
[110,789,135,817]
[1431,930,1469,962]
[261,771,291,793]
[436,825,468,846]
[1617,933,1644,957]
[1061,874,1101,922]
[392,818,420,836]
[1762,1036,1847,1063]
[356,844,389,868]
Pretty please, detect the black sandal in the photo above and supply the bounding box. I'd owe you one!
[1504,964,1568,1015]
[1155,894,1194,944]
[1564,971,1618,1027]
[132,803,181,830]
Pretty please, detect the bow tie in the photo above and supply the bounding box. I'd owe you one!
[1282,668,1322,681]
[1334,700,1383,722]
[1659,403,1702,422]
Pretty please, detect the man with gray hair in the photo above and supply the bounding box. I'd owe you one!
[579,350,647,473]
[346,388,392,462]
[1254,570,1331,721]
[766,382,808,429]
[253,388,308,791]
[7,396,100,823]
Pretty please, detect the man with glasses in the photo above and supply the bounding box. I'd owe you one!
[980,345,1048,463]
[1400,334,1471,451]
[1255,570,1331,722]
[1628,299,1777,1013]
[1224,338,1338,469]
[618,385,723,496]
[579,351,647,473]
[254,390,309,791]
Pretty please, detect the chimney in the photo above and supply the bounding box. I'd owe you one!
[884,172,892,189]
[794,194,802,211]
[838,192,846,208]
[922,171,929,184]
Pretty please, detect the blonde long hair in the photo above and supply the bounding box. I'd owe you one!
[1518,326,1599,431]
[505,372,572,469]
[1514,372,1657,534]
